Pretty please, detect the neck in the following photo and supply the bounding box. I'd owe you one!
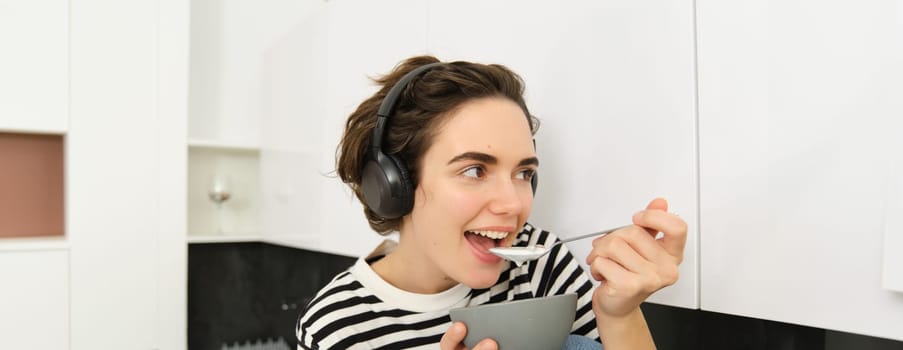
[371,234,458,294]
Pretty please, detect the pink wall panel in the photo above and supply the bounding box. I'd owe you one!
[0,132,64,237]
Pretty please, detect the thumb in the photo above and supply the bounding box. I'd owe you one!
[645,197,669,211]
[439,322,467,350]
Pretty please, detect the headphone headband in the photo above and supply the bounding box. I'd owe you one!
[371,62,444,154]
[360,60,536,220]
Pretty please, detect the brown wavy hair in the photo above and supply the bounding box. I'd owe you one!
[336,55,539,234]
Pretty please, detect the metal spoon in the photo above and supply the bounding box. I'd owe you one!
[489,225,633,266]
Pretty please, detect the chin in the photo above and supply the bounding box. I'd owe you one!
[461,266,504,289]
[465,279,497,290]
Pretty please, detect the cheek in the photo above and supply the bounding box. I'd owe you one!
[519,191,534,220]
[413,182,482,221]
[440,186,486,220]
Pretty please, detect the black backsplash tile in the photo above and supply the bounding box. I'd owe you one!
[642,303,903,350]
[189,244,902,350]
[188,242,355,350]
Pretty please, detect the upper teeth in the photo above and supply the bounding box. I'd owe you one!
[470,230,509,240]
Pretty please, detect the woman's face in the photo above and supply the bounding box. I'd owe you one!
[403,97,537,289]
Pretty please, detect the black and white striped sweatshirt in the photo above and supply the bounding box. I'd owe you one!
[296,224,600,349]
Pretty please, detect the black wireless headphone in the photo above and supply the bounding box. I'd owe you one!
[360,62,537,219]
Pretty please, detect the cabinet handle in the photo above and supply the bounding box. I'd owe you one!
[883,164,903,292]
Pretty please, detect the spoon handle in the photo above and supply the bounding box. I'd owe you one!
[557,224,633,244]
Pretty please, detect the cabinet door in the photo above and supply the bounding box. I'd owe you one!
[698,0,903,341]
[0,250,69,349]
[68,0,171,348]
[317,0,431,257]
[0,0,69,134]
[260,0,429,257]
[428,0,699,309]
[260,3,331,245]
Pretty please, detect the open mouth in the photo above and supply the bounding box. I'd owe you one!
[464,230,509,252]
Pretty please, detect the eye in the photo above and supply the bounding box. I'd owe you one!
[462,165,485,178]
[516,169,536,181]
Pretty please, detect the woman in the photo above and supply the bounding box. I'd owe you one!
[296,55,687,350]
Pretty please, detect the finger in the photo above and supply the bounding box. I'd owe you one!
[616,225,674,265]
[585,224,633,265]
[586,226,659,268]
[439,322,467,350]
[586,249,605,281]
[596,235,655,276]
[633,209,687,261]
[611,228,681,288]
[637,197,668,236]
[473,338,499,350]
[590,257,636,297]
[628,197,669,239]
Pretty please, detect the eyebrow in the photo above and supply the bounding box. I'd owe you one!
[447,151,539,167]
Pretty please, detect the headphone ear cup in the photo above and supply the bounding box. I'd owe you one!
[360,151,414,219]
[386,153,415,214]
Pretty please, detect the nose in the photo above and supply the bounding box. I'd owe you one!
[487,177,526,215]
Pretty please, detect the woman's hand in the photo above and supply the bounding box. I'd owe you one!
[439,322,498,350]
[585,197,688,319]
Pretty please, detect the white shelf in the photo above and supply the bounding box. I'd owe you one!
[0,237,69,252]
[184,234,327,253]
[186,234,261,244]
[0,127,67,136]
[261,235,321,252]
[187,146,260,236]
[187,138,259,152]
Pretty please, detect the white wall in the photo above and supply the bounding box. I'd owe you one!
[697,0,903,341]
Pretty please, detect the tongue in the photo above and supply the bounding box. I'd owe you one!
[465,232,496,252]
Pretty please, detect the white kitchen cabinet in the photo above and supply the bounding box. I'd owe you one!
[0,0,187,348]
[190,0,260,147]
[188,0,329,244]
[259,3,330,246]
[258,0,428,257]
[188,0,265,242]
[697,0,903,341]
[0,0,69,134]
[257,0,902,341]
[260,2,701,286]
[885,159,903,293]
[0,249,69,350]
[427,0,700,309]
[315,0,430,257]
[67,0,187,348]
